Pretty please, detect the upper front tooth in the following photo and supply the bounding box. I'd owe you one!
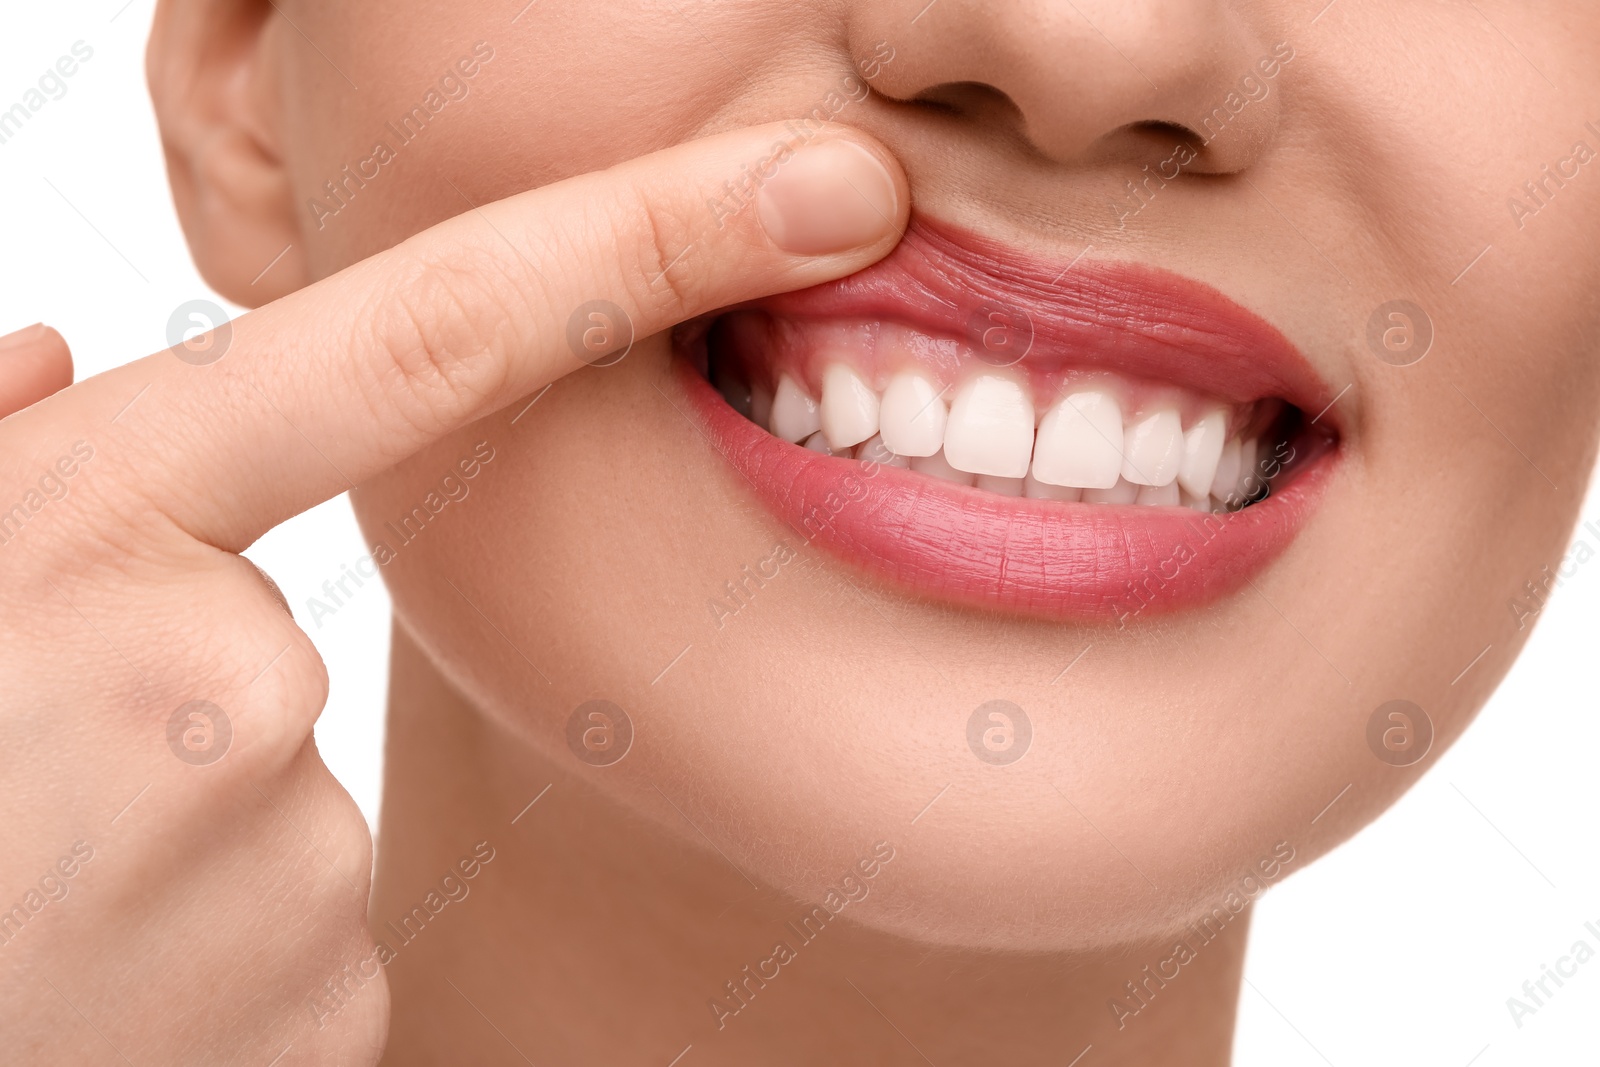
[820,363,880,449]
[1032,390,1123,489]
[1210,437,1242,500]
[750,382,773,431]
[943,375,1035,478]
[770,374,821,442]
[1122,408,1183,486]
[1236,438,1259,499]
[1177,408,1227,497]
[878,371,948,457]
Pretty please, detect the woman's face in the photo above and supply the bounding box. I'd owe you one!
[259,0,1600,949]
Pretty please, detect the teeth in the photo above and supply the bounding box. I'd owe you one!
[802,431,843,456]
[855,434,910,468]
[1121,407,1183,486]
[745,364,1275,510]
[1236,438,1259,500]
[1024,473,1082,501]
[771,374,821,443]
[975,475,1025,497]
[1135,482,1180,507]
[910,450,975,486]
[878,371,948,458]
[1083,477,1140,505]
[1177,408,1227,497]
[944,375,1034,478]
[750,382,773,432]
[1032,390,1123,489]
[1210,437,1242,501]
[820,363,880,449]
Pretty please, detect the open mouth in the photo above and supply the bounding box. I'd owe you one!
[674,219,1341,624]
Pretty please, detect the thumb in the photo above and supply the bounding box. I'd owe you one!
[46,123,908,549]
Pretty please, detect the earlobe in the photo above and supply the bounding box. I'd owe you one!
[149,0,308,306]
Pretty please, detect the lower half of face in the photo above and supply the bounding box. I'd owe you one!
[310,0,1600,951]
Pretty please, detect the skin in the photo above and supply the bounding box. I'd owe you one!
[6,0,1598,1063]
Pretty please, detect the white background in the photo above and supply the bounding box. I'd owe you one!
[3,5,1596,1063]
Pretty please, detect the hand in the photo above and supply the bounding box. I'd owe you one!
[0,126,904,1065]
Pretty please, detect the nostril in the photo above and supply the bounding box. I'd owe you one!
[908,80,1022,123]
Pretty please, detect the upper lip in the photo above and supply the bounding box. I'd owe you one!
[735,216,1337,421]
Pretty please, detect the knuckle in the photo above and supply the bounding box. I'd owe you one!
[614,185,703,323]
[361,245,524,437]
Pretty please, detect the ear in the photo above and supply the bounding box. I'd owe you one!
[148,0,308,306]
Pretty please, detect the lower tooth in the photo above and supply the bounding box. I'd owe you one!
[1180,488,1214,513]
[802,431,842,456]
[1083,477,1140,505]
[1024,474,1082,502]
[856,434,910,468]
[1134,482,1180,508]
[975,475,1025,497]
[910,450,976,486]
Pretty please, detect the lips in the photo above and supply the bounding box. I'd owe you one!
[673,217,1339,623]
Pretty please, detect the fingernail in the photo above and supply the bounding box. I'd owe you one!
[757,140,899,255]
[0,323,45,353]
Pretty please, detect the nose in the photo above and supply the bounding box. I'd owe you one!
[849,0,1285,173]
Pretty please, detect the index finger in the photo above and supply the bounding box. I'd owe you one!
[47,124,906,550]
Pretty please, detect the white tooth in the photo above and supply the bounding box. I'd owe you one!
[1177,408,1227,497]
[1180,488,1214,513]
[1121,408,1183,486]
[975,475,1025,497]
[771,374,821,443]
[751,382,773,432]
[1024,473,1082,501]
[944,375,1034,478]
[910,450,975,486]
[1083,477,1140,505]
[878,371,948,458]
[820,363,880,449]
[855,434,910,468]
[1210,437,1242,500]
[1032,390,1123,489]
[1236,438,1259,500]
[1135,482,1180,507]
[802,431,840,455]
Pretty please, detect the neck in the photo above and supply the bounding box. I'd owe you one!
[372,623,1249,1066]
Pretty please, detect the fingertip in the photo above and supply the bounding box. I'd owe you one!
[754,132,909,259]
[0,323,76,417]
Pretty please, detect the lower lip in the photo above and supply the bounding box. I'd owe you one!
[674,361,1334,624]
